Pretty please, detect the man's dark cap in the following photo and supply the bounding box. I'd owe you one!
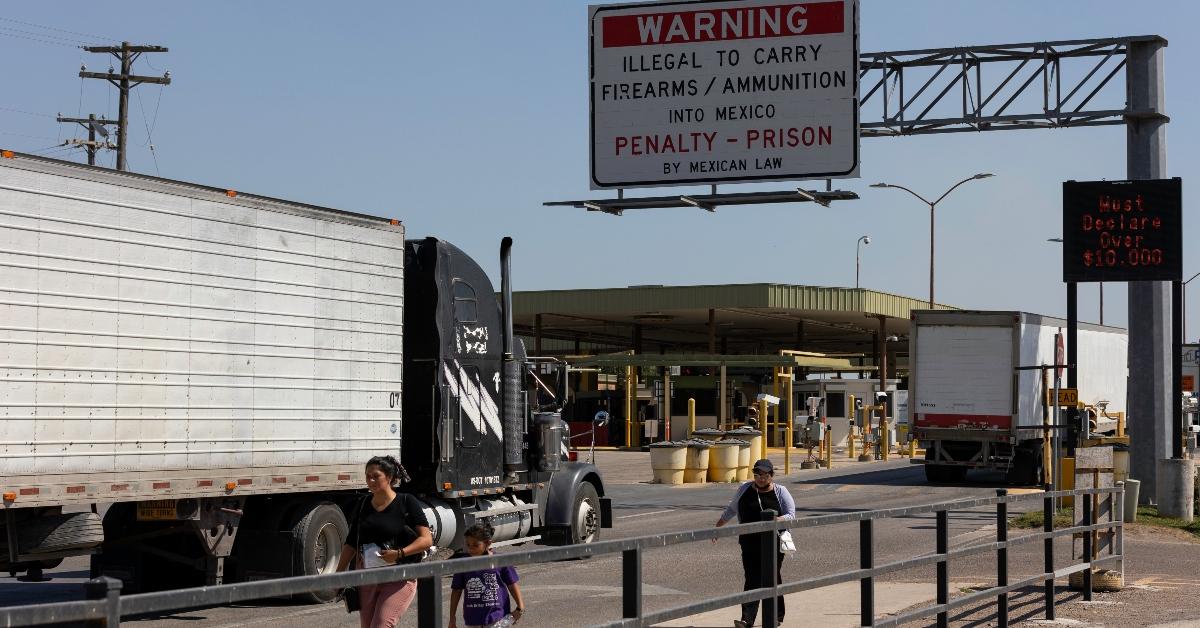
[752,459,774,474]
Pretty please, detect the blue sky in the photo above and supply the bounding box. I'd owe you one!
[0,1,1196,335]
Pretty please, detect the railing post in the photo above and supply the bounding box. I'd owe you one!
[996,489,1008,628]
[936,509,948,628]
[1082,490,1093,602]
[622,548,642,619]
[761,509,779,628]
[84,576,122,627]
[860,518,874,627]
[1043,490,1055,620]
[417,575,444,628]
[1116,484,1125,578]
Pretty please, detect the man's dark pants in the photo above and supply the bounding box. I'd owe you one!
[739,541,784,627]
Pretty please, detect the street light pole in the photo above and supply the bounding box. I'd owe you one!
[856,235,871,290]
[1185,271,1200,342]
[871,173,994,308]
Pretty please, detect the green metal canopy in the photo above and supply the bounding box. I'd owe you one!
[568,352,854,370]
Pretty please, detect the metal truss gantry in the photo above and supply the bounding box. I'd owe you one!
[551,35,1161,214]
[860,35,1164,137]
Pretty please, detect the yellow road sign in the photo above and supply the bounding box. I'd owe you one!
[1049,388,1079,406]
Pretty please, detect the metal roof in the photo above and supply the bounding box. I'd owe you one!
[512,283,955,362]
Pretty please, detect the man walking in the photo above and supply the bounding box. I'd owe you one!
[714,459,796,628]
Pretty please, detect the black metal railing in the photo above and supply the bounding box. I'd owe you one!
[0,486,1124,628]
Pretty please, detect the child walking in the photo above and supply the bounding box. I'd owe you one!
[449,522,525,628]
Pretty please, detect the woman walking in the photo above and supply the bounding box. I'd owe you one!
[336,455,434,628]
[714,459,795,628]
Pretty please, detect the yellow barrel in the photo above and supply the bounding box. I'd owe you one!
[707,440,741,482]
[648,442,688,484]
[1113,449,1129,484]
[692,428,726,442]
[719,437,752,480]
[684,440,711,483]
[726,427,762,466]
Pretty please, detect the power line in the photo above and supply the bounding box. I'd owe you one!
[0,30,82,49]
[0,17,116,43]
[0,105,54,118]
[134,90,160,175]
[0,130,60,141]
[0,25,90,46]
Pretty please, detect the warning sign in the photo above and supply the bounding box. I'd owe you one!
[588,0,860,188]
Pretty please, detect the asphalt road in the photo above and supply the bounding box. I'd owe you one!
[0,458,1027,627]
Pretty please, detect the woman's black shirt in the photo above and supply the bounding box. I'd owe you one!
[348,493,430,564]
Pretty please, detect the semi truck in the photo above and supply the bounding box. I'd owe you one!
[0,152,610,595]
[910,310,1127,484]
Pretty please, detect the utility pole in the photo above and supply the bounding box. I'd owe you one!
[80,42,170,171]
[56,114,118,166]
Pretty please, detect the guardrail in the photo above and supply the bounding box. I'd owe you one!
[0,485,1123,628]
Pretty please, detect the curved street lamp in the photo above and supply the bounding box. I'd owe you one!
[856,235,871,290]
[871,173,994,308]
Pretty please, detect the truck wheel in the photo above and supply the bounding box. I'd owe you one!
[291,503,348,603]
[18,512,104,554]
[570,483,601,545]
[1006,445,1043,486]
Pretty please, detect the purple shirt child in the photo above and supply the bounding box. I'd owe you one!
[451,565,519,626]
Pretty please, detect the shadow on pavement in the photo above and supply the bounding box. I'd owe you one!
[791,465,1017,489]
[0,570,91,606]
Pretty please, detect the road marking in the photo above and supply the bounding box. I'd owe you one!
[618,509,674,519]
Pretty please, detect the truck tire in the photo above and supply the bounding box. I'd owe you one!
[1006,444,1044,486]
[291,502,348,603]
[18,512,104,554]
[570,482,601,545]
[925,464,967,484]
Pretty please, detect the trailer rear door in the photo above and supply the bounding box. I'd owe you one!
[914,324,1013,431]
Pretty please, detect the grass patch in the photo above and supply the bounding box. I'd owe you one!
[1135,506,1200,537]
[1010,508,1073,529]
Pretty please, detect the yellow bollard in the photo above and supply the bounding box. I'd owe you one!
[881,415,890,461]
[824,430,833,468]
[625,364,636,448]
[785,370,793,475]
[688,397,696,438]
[848,429,856,458]
[758,399,769,461]
[908,438,917,458]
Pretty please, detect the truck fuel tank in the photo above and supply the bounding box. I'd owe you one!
[532,412,567,472]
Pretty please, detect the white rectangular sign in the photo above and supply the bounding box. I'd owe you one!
[589,0,859,189]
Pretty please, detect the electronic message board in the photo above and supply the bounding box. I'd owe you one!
[1062,178,1182,283]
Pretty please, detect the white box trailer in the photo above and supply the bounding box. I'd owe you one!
[0,157,406,503]
[0,153,608,592]
[911,311,1127,484]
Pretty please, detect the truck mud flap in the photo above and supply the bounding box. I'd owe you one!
[599,497,613,528]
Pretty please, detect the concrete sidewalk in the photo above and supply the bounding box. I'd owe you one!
[654,580,978,628]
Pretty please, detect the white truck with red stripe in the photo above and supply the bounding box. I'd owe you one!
[910,311,1127,484]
